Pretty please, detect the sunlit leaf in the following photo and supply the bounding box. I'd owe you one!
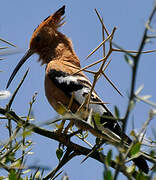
[135,84,144,95]
[130,142,141,156]
[11,159,21,168]
[139,95,151,100]
[23,169,31,174]
[5,152,15,163]
[9,170,17,180]
[127,164,135,174]
[34,171,40,178]
[130,130,136,137]
[94,113,101,125]
[22,130,32,138]
[124,54,133,67]
[98,147,103,151]
[114,106,120,118]
[27,152,34,155]
[129,100,135,111]
[106,150,112,166]
[57,104,66,115]
[103,170,113,180]
[0,90,11,99]
[0,177,5,180]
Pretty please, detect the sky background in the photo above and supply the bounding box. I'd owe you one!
[0,0,156,179]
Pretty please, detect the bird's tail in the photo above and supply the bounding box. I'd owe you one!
[100,114,149,174]
[133,155,149,174]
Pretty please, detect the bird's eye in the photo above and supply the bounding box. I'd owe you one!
[35,35,41,42]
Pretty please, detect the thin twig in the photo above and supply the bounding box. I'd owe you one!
[6,69,29,110]
[0,108,139,178]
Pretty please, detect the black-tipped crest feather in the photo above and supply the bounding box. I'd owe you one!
[55,5,65,16]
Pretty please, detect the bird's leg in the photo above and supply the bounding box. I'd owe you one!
[62,93,74,134]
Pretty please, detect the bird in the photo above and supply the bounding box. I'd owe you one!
[6,5,149,174]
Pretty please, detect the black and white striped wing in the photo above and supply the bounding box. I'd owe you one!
[48,69,110,115]
[48,69,131,142]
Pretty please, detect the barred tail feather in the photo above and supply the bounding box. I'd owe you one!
[100,115,149,174]
[133,155,149,174]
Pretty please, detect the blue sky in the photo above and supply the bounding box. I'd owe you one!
[0,0,156,179]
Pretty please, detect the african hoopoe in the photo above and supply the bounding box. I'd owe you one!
[6,6,149,173]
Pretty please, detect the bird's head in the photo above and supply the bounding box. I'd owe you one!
[6,6,66,88]
[30,5,66,57]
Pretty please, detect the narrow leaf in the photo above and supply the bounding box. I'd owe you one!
[114,106,120,118]
[104,170,113,180]
[106,150,112,166]
[94,113,101,125]
[130,142,141,156]
[56,148,63,161]
[124,54,133,67]
[135,84,144,95]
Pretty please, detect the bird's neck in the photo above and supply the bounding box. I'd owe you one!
[52,42,80,67]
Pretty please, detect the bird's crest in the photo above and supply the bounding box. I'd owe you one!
[33,5,65,34]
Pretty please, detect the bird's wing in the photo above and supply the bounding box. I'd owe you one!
[47,68,111,116]
[47,67,126,141]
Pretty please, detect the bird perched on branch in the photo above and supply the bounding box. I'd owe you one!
[6,5,149,174]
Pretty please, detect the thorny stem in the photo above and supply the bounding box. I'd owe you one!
[114,5,156,180]
[123,5,156,136]
[0,108,139,178]
[86,27,117,111]
[86,27,116,59]
[18,92,37,176]
[102,17,106,58]
[7,119,12,149]
[95,9,109,36]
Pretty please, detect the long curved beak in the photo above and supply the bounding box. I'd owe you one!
[6,49,34,89]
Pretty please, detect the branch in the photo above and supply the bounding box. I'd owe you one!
[0,108,138,178]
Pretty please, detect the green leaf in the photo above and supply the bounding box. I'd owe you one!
[129,100,135,111]
[106,150,112,166]
[5,152,15,163]
[114,106,120,118]
[126,164,135,174]
[94,113,101,125]
[9,170,17,180]
[124,54,133,67]
[11,160,21,168]
[56,148,63,161]
[130,142,141,156]
[34,171,40,179]
[130,130,136,137]
[136,171,148,180]
[22,130,32,138]
[103,170,113,180]
[23,169,31,174]
[150,150,155,157]
[0,177,5,180]
[135,84,144,95]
